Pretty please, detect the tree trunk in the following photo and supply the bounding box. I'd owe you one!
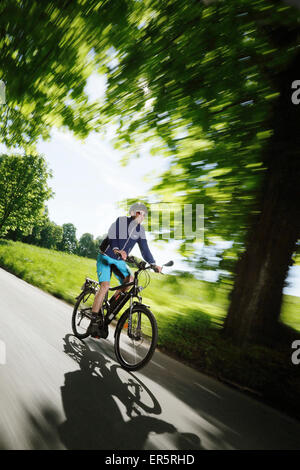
[224,50,300,347]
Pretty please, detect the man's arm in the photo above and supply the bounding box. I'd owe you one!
[137,228,156,265]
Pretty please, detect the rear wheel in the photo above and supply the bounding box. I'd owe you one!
[114,305,158,371]
[72,291,93,339]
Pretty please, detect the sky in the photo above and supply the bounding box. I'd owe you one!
[2,73,300,294]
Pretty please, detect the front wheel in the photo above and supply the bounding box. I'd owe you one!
[72,291,93,339]
[114,305,158,371]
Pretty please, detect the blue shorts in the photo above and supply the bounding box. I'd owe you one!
[96,253,131,285]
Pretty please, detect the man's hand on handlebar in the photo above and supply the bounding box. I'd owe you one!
[152,265,162,273]
[113,249,127,261]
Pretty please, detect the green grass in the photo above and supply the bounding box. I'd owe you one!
[0,239,230,322]
[0,239,300,419]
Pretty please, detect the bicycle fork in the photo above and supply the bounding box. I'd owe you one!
[128,295,142,341]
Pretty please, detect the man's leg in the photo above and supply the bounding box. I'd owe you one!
[89,281,110,337]
[111,274,134,301]
[110,260,134,298]
[92,281,110,314]
[117,274,134,294]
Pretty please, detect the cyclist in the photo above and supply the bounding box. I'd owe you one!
[89,202,162,338]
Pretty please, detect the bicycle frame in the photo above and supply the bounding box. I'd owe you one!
[79,257,173,335]
[102,268,145,327]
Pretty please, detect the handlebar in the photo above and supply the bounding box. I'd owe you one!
[114,251,173,272]
[126,255,173,273]
[126,256,147,269]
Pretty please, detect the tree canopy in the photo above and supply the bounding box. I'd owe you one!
[77,232,98,258]
[58,223,78,254]
[1,0,298,273]
[99,0,299,273]
[1,0,299,345]
[0,0,105,150]
[0,153,53,236]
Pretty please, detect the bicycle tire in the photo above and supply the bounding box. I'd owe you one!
[72,291,92,339]
[114,304,158,371]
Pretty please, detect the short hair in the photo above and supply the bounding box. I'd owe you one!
[129,202,148,216]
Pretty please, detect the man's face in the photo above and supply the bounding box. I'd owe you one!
[134,211,145,224]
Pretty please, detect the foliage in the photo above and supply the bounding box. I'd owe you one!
[77,232,98,259]
[0,153,53,236]
[5,206,63,249]
[1,0,298,271]
[39,219,63,249]
[97,0,300,272]
[0,0,105,151]
[57,223,78,254]
[4,214,107,256]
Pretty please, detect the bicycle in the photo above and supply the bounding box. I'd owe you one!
[71,256,173,371]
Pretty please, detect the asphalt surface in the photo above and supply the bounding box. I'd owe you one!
[0,267,299,450]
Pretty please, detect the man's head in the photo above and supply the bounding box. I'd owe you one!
[129,202,148,224]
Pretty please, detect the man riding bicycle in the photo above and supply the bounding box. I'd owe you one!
[89,202,162,338]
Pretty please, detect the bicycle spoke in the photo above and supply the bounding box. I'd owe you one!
[117,310,154,367]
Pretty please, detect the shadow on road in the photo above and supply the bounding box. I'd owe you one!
[57,334,202,450]
[25,406,64,450]
[11,332,299,450]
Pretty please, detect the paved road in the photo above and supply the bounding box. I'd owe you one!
[0,267,299,450]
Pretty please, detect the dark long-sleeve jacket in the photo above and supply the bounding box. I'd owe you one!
[100,216,156,265]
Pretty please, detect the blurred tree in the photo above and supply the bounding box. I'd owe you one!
[5,207,47,244]
[39,220,63,249]
[8,207,63,249]
[58,223,78,254]
[4,227,27,242]
[96,0,300,345]
[77,232,97,258]
[0,154,53,236]
[0,0,105,150]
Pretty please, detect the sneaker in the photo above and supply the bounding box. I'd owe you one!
[99,324,109,339]
[88,313,104,338]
